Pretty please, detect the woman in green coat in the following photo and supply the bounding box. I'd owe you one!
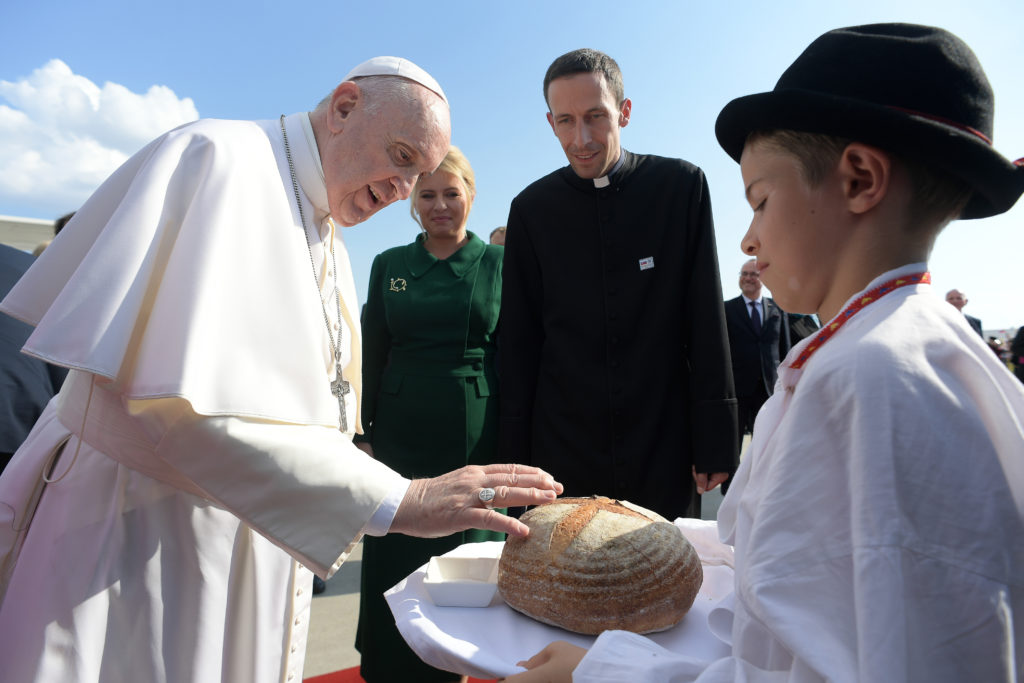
[353,146,504,683]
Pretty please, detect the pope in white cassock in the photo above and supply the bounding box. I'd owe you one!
[0,57,562,683]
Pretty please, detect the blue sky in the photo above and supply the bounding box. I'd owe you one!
[2,0,1022,331]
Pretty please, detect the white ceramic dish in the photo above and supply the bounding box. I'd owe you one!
[422,555,501,607]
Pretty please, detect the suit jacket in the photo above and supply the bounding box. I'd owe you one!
[725,295,789,397]
[786,312,821,346]
[0,244,66,457]
[965,314,984,338]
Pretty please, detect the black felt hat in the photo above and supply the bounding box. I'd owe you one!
[715,23,1024,219]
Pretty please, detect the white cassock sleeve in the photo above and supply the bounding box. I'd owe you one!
[126,394,408,578]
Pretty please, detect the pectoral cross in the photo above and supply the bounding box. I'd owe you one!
[331,363,352,432]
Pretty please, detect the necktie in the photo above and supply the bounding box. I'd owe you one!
[750,301,762,335]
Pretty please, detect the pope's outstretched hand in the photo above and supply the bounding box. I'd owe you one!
[389,464,563,538]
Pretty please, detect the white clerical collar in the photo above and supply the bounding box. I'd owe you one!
[592,149,626,188]
[283,112,330,223]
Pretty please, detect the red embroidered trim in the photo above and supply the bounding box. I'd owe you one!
[789,272,930,369]
[886,106,992,145]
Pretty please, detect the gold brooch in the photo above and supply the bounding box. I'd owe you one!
[389,278,407,292]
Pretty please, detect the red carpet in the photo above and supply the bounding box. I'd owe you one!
[304,667,496,683]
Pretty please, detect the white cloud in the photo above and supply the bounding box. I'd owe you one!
[0,59,199,217]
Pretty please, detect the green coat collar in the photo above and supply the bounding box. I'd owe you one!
[403,231,486,279]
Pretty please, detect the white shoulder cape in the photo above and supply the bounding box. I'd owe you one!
[0,114,355,428]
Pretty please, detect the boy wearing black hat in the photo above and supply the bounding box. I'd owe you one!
[505,23,1024,683]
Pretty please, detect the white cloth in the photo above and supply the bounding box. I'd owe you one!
[575,263,1024,682]
[0,113,409,682]
[383,520,734,679]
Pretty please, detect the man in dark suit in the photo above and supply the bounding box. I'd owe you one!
[0,243,67,472]
[945,288,984,337]
[725,259,790,447]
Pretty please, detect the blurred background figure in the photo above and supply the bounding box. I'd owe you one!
[945,288,984,337]
[785,312,820,346]
[724,259,789,461]
[0,241,67,473]
[1011,326,1024,384]
[352,146,504,683]
[489,225,506,245]
[31,211,75,257]
[986,336,1007,362]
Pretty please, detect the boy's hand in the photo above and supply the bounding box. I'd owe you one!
[692,466,729,494]
[500,641,587,682]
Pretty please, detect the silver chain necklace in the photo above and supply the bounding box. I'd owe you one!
[280,115,351,432]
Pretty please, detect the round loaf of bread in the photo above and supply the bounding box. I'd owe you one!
[497,496,703,635]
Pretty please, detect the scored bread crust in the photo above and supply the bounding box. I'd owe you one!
[497,496,703,635]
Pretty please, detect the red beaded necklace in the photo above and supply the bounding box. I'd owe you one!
[790,271,930,369]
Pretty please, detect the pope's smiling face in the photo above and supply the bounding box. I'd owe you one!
[319,79,451,227]
[546,72,631,180]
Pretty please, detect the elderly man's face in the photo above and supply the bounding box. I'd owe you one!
[739,260,762,299]
[546,72,631,179]
[946,289,967,311]
[320,82,451,227]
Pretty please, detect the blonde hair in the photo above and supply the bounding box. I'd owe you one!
[410,145,476,228]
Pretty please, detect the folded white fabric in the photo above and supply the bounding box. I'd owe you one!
[673,517,735,568]
[385,520,735,679]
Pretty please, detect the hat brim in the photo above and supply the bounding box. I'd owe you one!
[715,89,1024,219]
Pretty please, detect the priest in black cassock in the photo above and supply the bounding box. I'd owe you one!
[499,49,738,520]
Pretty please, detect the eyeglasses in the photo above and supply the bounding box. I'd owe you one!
[740,271,760,278]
